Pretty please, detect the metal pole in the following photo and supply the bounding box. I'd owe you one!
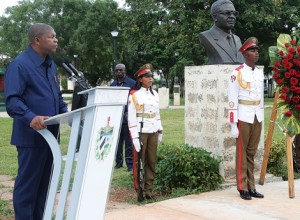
[113,37,117,70]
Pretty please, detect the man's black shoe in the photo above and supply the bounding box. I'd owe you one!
[239,190,251,200]
[249,189,264,198]
[145,194,156,200]
[137,193,144,202]
[115,165,123,169]
[127,167,133,172]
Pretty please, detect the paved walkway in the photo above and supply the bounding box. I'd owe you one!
[105,179,300,220]
[1,172,300,219]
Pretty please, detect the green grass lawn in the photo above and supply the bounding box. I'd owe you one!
[0,99,286,177]
[0,118,17,176]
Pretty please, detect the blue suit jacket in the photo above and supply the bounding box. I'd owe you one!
[110,75,135,124]
[4,46,68,147]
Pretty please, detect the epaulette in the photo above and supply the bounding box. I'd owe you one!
[235,65,244,71]
[130,89,138,95]
[130,89,143,110]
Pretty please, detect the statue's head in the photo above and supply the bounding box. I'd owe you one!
[211,0,239,33]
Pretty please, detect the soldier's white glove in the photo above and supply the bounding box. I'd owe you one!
[132,138,141,152]
[231,123,239,138]
[158,133,163,144]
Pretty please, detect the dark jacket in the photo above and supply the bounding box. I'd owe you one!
[4,45,68,147]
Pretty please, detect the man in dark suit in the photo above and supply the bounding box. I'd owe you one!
[199,0,244,64]
[4,23,68,219]
[110,64,136,172]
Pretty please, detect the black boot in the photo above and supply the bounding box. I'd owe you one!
[239,190,251,200]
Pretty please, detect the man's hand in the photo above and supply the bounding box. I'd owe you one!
[30,116,49,130]
[231,123,239,138]
[132,138,141,152]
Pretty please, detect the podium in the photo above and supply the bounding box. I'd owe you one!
[38,87,130,220]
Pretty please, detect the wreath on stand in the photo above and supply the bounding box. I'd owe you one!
[270,32,300,137]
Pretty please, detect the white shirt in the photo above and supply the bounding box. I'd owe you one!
[228,63,264,124]
[128,87,163,138]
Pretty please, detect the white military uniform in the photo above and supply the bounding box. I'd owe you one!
[228,63,264,192]
[128,87,163,137]
[128,86,163,196]
[228,64,264,124]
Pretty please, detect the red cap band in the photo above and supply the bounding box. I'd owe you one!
[135,68,152,77]
[239,43,257,53]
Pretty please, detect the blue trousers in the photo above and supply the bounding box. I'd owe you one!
[13,146,53,220]
[115,124,133,169]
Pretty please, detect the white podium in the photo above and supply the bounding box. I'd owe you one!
[38,87,129,220]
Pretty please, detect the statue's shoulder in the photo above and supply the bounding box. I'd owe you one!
[199,28,216,44]
[200,25,216,35]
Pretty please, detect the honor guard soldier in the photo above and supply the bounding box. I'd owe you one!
[128,64,163,201]
[228,37,264,200]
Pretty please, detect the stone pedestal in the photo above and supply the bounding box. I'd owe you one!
[173,85,180,106]
[173,93,180,106]
[68,79,75,90]
[158,87,169,109]
[184,65,264,179]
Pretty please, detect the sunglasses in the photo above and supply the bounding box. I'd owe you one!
[217,10,239,17]
[115,69,124,72]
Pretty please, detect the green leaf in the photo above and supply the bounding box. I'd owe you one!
[277,34,292,53]
[268,46,279,66]
[281,114,300,137]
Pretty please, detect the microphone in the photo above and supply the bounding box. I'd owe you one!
[55,58,77,79]
[64,58,84,78]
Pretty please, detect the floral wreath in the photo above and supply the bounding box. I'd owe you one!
[270,32,300,136]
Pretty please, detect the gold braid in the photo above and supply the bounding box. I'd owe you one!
[132,94,143,111]
[237,70,250,89]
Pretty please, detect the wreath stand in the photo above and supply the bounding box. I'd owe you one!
[259,90,295,198]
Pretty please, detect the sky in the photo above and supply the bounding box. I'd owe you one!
[0,0,126,16]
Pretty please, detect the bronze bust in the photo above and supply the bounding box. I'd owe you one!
[199,0,244,65]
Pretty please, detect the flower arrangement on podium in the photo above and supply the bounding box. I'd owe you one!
[270,33,300,136]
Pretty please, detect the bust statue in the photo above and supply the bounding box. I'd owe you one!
[199,0,244,65]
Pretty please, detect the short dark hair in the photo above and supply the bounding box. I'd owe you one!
[28,23,54,43]
[115,63,126,70]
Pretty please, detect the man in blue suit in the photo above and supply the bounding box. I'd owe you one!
[4,23,68,220]
[110,64,136,172]
[199,0,244,64]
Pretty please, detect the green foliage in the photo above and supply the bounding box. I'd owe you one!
[267,139,300,180]
[1,0,299,86]
[235,0,299,72]
[267,139,286,176]
[0,0,119,85]
[61,78,68,90]
[154,143,223,194]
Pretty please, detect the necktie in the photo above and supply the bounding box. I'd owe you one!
[227,35,235,50]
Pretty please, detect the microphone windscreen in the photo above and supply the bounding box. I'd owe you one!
[64,57,72,65]
[54,57,65,67]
